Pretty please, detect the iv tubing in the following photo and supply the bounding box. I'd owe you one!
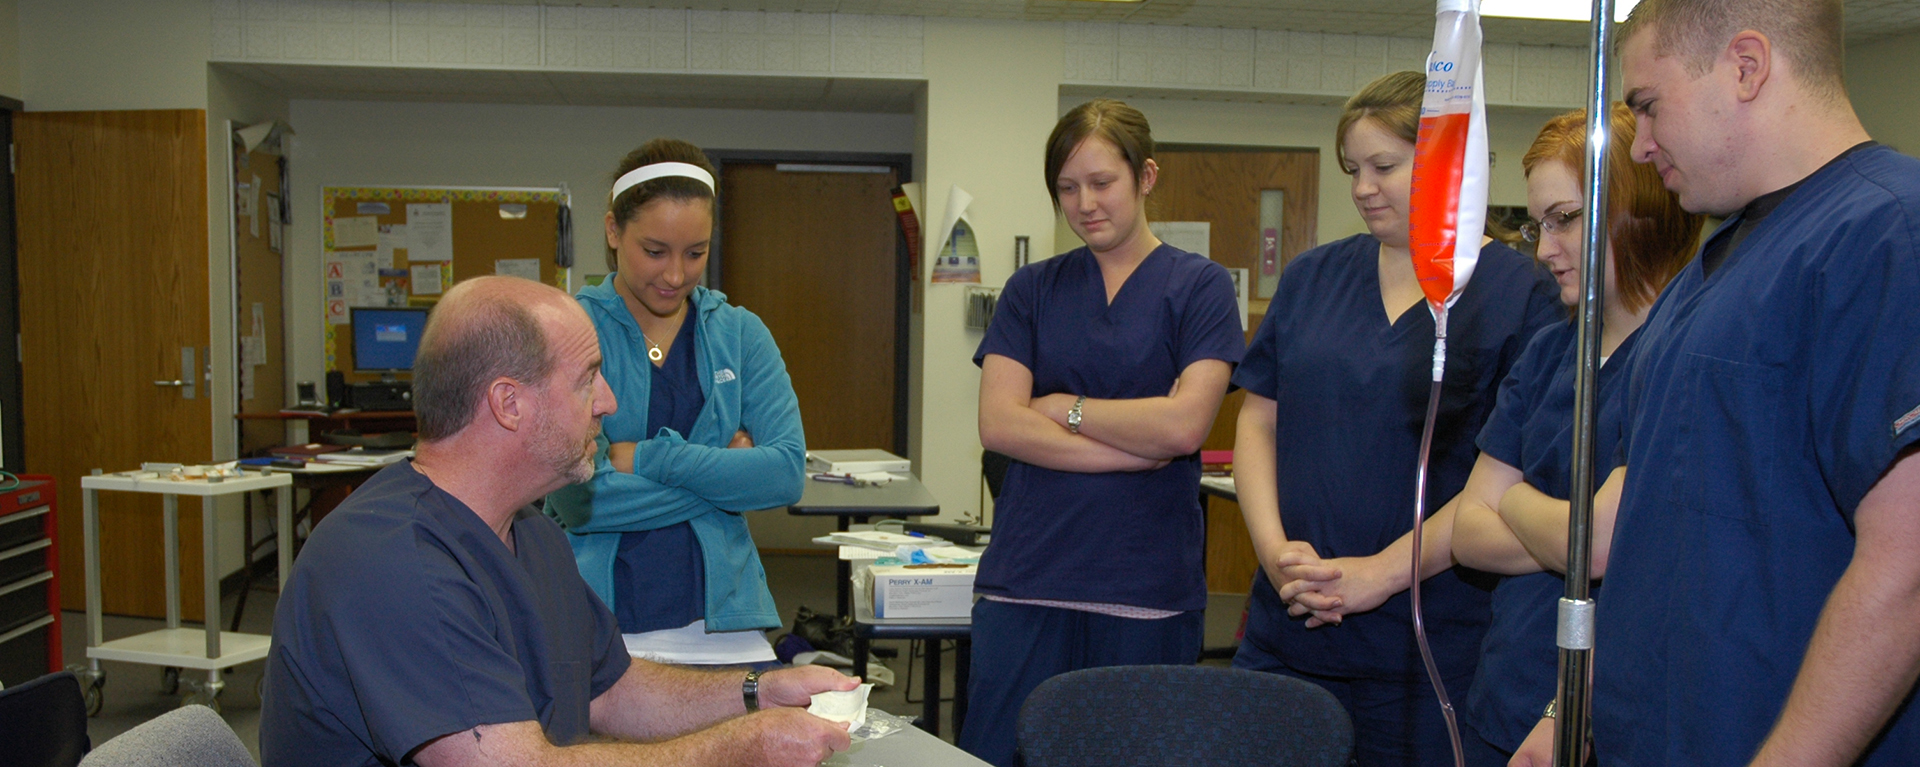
[1410,312,1466,767]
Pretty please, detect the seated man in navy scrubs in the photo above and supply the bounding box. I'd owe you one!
[1510,0,1920,764]
[261,275,857,767]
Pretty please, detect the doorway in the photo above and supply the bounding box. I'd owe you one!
[18,109,215,620]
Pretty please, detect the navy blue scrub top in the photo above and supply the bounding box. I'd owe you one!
[1462,320,1633,751]
[1233,233,1560,680]
[615,313,707,634]
[1593,144,1920,766]
[972,244,1245,612]
[261,462,631,767]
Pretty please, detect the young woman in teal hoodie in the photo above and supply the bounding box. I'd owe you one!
[546,139,806,667]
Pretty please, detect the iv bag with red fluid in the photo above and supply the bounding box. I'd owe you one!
[1408,0,1490,327]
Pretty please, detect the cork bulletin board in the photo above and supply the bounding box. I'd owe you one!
[321,186,570,381]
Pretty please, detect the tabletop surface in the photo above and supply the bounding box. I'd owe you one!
[824,721,991,767]
[80,471,292,496]
[789,474,940,516]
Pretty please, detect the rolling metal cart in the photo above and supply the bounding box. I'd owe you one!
[75,470,292,712]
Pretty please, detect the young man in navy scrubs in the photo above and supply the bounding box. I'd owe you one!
[1510,1,1920,764]
[261,276,858,767]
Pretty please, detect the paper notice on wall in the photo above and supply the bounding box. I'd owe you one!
[406,203,453,262]
[327,297,349,325]
[1228,267,1250,332]
[357,202,391,215]
[250,174,263,238]
[378,269,410,306]
[378,223,406,263]
[333,216,380,249]
[240,335,264,368]
[411,263,447,295]
[930,184,981,284]
[1149,221,1211,258]
[240,364,255,402]
[495,258,541,281]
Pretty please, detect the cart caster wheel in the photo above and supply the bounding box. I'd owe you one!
[161,667,180,695]
[183,689,223,713]
[84,682,104,717]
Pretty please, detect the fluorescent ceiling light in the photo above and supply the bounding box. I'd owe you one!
[1481,0,1640,23]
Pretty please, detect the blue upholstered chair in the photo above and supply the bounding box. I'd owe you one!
[0,670,91,767]
[1017,664,1354,767]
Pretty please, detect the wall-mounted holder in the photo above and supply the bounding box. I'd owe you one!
[965,286,1000,331]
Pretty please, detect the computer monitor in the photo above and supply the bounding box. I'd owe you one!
[351,306,430,377]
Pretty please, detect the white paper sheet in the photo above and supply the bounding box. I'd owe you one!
[406,203,453,262]
[333,216,379,249]
[495,258,541,281]
[411,263,445,295]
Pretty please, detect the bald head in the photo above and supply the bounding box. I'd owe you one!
[413,276,583,441]
[1618,0,1848,103]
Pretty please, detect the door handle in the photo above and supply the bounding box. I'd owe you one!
[159,347,197,399]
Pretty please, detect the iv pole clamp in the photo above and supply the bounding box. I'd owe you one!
[1553,0,1615,764]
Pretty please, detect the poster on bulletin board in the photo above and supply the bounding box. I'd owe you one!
[321,185,571,380]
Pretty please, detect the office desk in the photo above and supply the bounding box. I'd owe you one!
[852,588,971,737]
[824,720,990,767]
[788,476,939,616]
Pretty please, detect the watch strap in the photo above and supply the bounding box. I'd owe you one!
[742,669,761,712]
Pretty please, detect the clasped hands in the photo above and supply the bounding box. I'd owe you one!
[1262,540,1402,628]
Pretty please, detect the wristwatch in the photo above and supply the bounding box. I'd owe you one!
[1542,698,1557,719]
[742,669,762,712]
[1066,395,1087,434]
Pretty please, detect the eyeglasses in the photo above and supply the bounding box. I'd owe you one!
[1519,208,1584,243]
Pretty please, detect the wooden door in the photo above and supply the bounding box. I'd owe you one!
[18,110,214,620]
[718,164,902,454]
[236,146,286,455]
[1150,146,1318,594]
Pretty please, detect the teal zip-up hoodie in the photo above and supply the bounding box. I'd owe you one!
[545,281,805,632]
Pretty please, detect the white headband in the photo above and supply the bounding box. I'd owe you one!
[610,161,715,201]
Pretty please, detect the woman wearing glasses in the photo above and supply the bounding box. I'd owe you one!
[1229,71,1561,766]
[1450,105,1700,764]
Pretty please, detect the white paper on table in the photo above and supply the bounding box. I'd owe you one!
[495,258,541,281]
[808,684,874,730]
[411,263,445,295]
[333,216,379,249]
[406,203,453,262]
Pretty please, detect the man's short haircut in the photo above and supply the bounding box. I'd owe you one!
[412,297,555,441]
[1618,0,1847,101]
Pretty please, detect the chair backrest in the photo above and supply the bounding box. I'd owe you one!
[80,704,255,767]
[1017,664,1353,767]
[982,450,1013,500]
[0,670,90,767]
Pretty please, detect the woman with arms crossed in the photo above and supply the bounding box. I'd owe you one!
[547,139,805,669]
[1231,71,1562,766]
[1451,107,1698,765]
[960,99,1244,767]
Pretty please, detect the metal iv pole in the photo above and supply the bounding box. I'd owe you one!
[1553,0,1616,765]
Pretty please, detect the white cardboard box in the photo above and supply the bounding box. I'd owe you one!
[806,449,911,475]
[868,563,976,619]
